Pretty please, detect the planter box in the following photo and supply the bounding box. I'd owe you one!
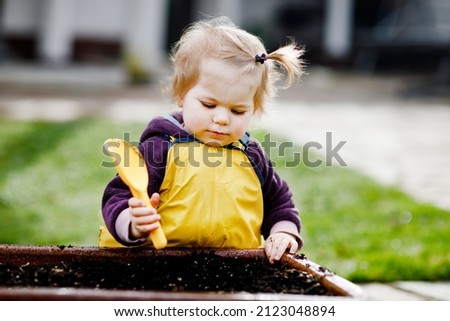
[0,245,366,300]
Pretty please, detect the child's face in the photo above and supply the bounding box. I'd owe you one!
[179,59,258,146]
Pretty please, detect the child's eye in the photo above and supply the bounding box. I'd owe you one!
[201,101,216,108]
[232,109,246,115]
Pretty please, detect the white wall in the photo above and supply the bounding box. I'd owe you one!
[73,0,127,39]
[1,0,356,66]
[2,0,127,39]
[1,0,169,72]
[2,0,40,33]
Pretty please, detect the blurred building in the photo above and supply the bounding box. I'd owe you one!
[0,0,449,82]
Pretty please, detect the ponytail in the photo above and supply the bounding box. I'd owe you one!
[266,41,305,88]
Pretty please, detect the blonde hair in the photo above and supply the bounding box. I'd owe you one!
[169,16,305,113]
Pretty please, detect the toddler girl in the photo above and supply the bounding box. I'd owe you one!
[102,16,305,263]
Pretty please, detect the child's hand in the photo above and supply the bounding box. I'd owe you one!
[264,232,298,264]
[129,193,161,240]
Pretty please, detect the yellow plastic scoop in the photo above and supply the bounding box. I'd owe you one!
[103,138,167,249]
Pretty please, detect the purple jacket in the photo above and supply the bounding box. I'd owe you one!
[101,111,301,246]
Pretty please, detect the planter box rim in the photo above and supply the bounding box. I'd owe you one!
[0,245,367,300]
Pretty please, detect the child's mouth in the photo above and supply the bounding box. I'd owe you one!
[207,130,228,138]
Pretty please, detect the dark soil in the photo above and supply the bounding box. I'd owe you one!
[0,251,333,296]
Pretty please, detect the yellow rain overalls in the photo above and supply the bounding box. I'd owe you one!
[99,131,264,249]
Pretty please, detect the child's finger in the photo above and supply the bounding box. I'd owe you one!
[288,241,299,254]
[150,193,160,208]
[133,214,161,225]
[273,239,289,261]
[265,236,282,263]
[128,197,146,208]
[265,234,297,263]
[130,206,154,217]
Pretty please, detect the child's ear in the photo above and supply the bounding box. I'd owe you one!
[176,97,184,108]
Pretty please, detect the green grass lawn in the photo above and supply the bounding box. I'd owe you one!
[1,118,449,282]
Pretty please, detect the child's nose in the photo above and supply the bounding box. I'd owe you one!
[212,108,230,125]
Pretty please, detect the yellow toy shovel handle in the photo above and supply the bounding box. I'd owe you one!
[133,189,168,250]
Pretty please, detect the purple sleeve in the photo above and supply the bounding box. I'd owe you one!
[246,140,301,240]
[101,135,169,245]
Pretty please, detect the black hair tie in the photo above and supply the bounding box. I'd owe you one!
[255,53,267,64]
